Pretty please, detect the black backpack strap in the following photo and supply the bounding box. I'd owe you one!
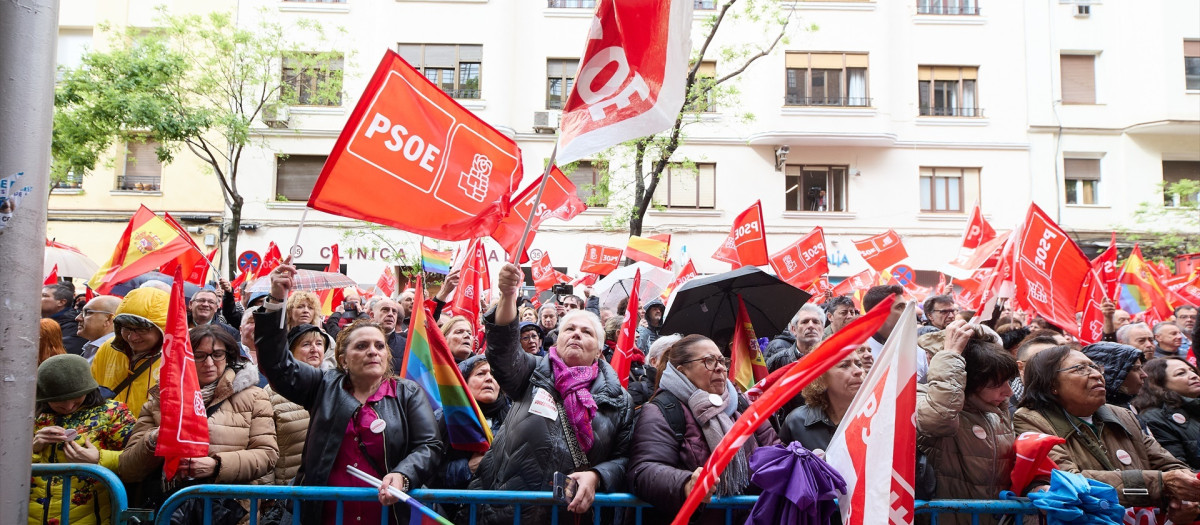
[647,391,687,444]
[112,355,159,396]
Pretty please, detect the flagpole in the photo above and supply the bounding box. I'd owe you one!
[280,207,310,329]
[511,143,558,264]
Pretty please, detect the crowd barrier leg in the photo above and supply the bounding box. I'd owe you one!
[30,463,130,525]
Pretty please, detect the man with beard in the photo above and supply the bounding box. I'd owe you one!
[766,304,826,372]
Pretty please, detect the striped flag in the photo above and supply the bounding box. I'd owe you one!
[400,278,493,452]
[317,245,344,317]
[88,205,198,293]
[1119,244,1174,321]
[729,294,767,391]
[420,243,453,275]
[623,234,671,268]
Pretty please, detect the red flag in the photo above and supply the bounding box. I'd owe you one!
[308,50,523,241]
[316,245,345,317]
[1010,432,1065,493]
[44,264,58,286]
[154,267,209,478]
[853,230,908,272]
[579,244,624,275]
[1120,245,1175,321]
[532,253,569,294]
[961,202,997,249]
[87,206,198,294]
[1012,204,1090,337]
[158,213,212,285]
[375,265,398,298]
[1077,270,1108,345]
[769,226,829,291]
[491,166,586,262]
[935,273,948,295]
[85,286,95,302]
[450,239,489,349]
[570,274,599,287]
[671,295,897,525]
[712,201,768,268]
[255,243,283,282]
[229,271,247,303]
[729,295,768,391]
[556,0,693,164]
[660,259,698,302]
[948,234,1007,274]
[1166,272,1200,306]
[832,268,878,297]
[1090,232,1120,301]
[611,270,641,387]
[624,234,672,268]
[826,302,919,524]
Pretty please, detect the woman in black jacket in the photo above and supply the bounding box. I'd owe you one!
[256,263,442,524]
[1133,356,1200,469]
[470,263,634,525]
[1080,342,1147,412]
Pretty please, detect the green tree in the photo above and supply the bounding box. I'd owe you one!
[1125,179,1200,267]
[52,10,346,277]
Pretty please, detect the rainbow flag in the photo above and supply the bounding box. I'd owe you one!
[399,278,492,452]
[420,243,452,275]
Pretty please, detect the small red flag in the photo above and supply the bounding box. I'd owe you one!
[308,50,523,241]
[532,253,569,294]
[660,259,698,302]
[1013,204,1090,337]
[155,267,209,478]
[316,245,345,317]
[712,201,768,268]
[853,230,908,272]
[579,244,624,275]
[611,270,641,387]
[44,264,58,286]
[255,243,283,282]
[1010,432,1065,494]
[85,286,95,302]
[1077,269,1108,345]
[960,201,997,249]
[491,166,586,262]
[449,239,489,350]
[375,265,398,298]
[769,226,829,291]
[831,268,878,297]
[1090,232,1120,301]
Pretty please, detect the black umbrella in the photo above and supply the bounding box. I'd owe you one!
[110,271,204,299]
[660,266,811,340]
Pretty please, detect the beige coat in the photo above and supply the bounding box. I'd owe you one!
[265,386,309,485]
[1013,404,1188,507]
[917,350,1015,525]
[119,363,278,486]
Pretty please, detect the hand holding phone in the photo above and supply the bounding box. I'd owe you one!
[552,472,578,504]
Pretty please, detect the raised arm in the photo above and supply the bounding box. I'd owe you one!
[485,263,537,397]
[255,263,324,410]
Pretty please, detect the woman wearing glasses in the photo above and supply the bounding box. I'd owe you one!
[1014,345,1200,522]
[629,334,779,524]
[119,324,278,517]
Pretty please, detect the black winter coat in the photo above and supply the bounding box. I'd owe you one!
[50,308,87,356]
[762,332,796,361]
[470,310,635,525]
[255,308,442,525]
[1137,398,1200,470]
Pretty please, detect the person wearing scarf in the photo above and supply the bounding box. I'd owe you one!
[469,263,635,525]
[629,334,778,524]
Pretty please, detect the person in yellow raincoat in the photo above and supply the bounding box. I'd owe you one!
[90,287,168,418]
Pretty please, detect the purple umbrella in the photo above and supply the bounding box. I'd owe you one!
[747,442,846,525]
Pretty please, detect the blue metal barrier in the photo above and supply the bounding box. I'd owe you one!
[918,498,1042,524]
[31,463,130,525]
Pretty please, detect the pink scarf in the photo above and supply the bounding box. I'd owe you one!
[548,348,599,453]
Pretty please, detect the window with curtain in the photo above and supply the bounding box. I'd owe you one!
[1162,160,1200,207]
[1184,40,1200,90]
[917,0,980,15]
[918,66,979,116]
[1060,54,1096,104]
[282,53,344,106]
[546,59,578,110]
[784,165,848,212]
[565,160,608,207]
[119,140,162,191]
[784,53,869,107]
[275,154,327,201]
[919,167,980,212]
[1064,158,1101,205]
[396,44,482,99]
[653,163,716,209]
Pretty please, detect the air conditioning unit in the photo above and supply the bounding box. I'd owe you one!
[1075,3,1091,16]
[263,105,290,129]
[533,110,561,134]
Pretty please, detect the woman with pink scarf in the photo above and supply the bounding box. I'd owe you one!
[468,263,635,525]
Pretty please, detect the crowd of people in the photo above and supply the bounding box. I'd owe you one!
[28,267,1200,524]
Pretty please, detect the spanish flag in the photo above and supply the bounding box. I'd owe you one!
[316,244,344,317]
[1119,244,1173,321]
[88,206,196,294]
[729,294,768,392]
[623,234,671,269]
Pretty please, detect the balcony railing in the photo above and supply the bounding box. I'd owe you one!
[785,96,872,107]
[116,174,161,191]
[919,106,984,117]
[549,0,716,8]
[917,3,981,15]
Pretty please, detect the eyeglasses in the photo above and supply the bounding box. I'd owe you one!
[681,355,731,371]
[933,308,957,316]
[82,309,114,317]
[520,333,540,342]
[192,299,219,306]
[194,352,228,364]
[1056,362,1104,377]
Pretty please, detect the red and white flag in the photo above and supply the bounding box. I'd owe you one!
[556,0,694,164]
[44,264,58,286]
[1077,269,1108,345]
[853,230,908,272]
[490,165,586,262]
[449,239,489,348]
[769,226,829,291]
[712,200,768,268]
[532,253,569,294]
[375,265,398,298]
[1090,232,1121,301]
[579,243,624,275]
[155,267,209,478]
[611,269,641,387]
[1012,204,1090,338]
[1010,432,1064,493]
[826,302,919,525]
[661,259,698,302]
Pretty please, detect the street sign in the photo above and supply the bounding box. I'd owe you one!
[891,264,915,286]
[237,251,261,274]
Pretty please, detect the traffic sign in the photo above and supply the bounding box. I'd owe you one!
[237,251,262,274]
[891,264,915,286]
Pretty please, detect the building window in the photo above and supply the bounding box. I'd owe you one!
[119,140,162,191]
[917,0,980,15]
[1163,160,1200,207]
[282,53,344,106]
[1064,158,1100,205]
[684,61,718,112]
[785,165,847,212]
[920,167,980,213]
[546,59,578,110]
[1060,54,1096,104]
[56,29,92,76]
[1185,40,1200,90]
[565,160,608,207]
[547,0,594,7]
[694,0,717,9]
[918,66,979,117]
[652,163,716,209]
[276,154,327,201]
[785,53,869,107]
[396,44,482,99]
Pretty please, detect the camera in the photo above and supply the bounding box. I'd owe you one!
[551,283,573,296]
[807,186,822,196]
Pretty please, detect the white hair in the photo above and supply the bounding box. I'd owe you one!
[648,333,683,365]
[558,309,604,342]
[791,303,827,330]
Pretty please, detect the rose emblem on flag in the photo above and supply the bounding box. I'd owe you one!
[458,154,492,203]
[783,255,797,272]
[463,284,474,299]
[590,247,597,260]
[134,232,164,254]
[1028,281,1048,304]
[193,391,205,417]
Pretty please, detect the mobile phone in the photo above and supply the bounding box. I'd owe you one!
[552,472,578,503]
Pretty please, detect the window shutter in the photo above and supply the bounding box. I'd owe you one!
[276,155,328,201]
[810,53,843,69]
[424,45,457,68]
[396,44,422,65]
[697,61,717,76]
[458,45,483,62]
[1065,158,1101,180]
[125,141,162,178]
[845,54,869,68]
[698,164,716,208]
[1060,55,1096,104]
[1184,40,1200,58]
[785,53,809,68]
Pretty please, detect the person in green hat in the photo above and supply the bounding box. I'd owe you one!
[30,354,136,525]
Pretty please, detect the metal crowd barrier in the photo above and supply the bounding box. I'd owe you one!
[30,463,134,524]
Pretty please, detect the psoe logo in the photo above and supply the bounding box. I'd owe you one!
[193,391,205,417]
[1027,281,1049,304]
[458,154,492,203]
[134,232,164,254]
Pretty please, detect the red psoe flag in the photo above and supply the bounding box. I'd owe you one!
[1090,232,1120,301]
[155,267,209,478]
[308,50,523,241]
[1012,204,1091,338]
[532,253,569,294]
[450,239,489,347]
[490,165,586,262]
[961,201,997,249]
[44,264,58,285]
[769,226,829,291]
[832,268,878,297]
[1077,269,1108,345]
[255,242,283,282]
[611,269,641,387]
[712,200,768,268]
[375,265,398,298]
[853,230,909,272]
[579,244,624,275]
[661,259,698,302]
[556,0,694,164]
[1010,432,1065,493]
